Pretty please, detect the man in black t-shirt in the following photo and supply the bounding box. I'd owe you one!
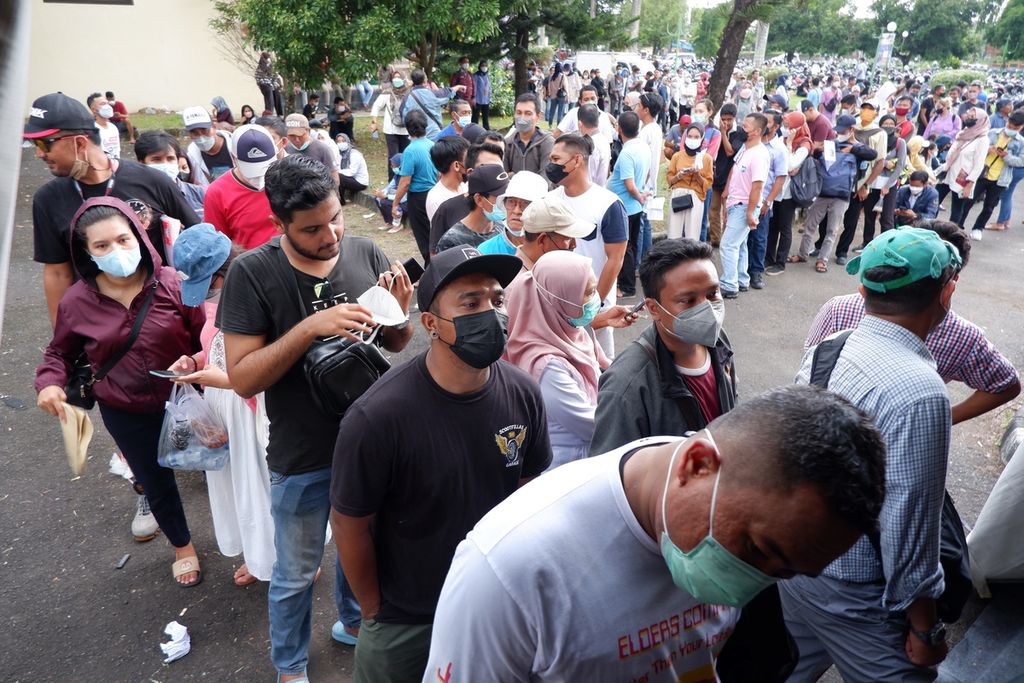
[217,155,414,683]
[25,92,201,327]
[330,247,552,683]
[709,103,744,248]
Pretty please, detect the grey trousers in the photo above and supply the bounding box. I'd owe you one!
[798,197,849,263]
[780,574,937,683]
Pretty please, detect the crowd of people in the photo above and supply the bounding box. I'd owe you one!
[21,43,1022,683]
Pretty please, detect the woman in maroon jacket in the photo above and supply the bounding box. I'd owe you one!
[36,197,206,587]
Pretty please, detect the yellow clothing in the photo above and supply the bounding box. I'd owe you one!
[667,150,714,201]
[985,133,1010,182]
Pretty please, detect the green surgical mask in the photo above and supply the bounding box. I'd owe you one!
[567,294,601,328]
[659,431,778,607]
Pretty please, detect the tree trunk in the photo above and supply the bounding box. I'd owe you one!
[514,23,530,96]
[707,5,756,108]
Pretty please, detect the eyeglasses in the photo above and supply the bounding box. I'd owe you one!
[30,134,76,153]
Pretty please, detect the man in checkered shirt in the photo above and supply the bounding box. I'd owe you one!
[805,220,1020,424]
[783,227,963,682]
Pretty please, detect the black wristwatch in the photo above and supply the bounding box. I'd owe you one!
[909,621,947,647]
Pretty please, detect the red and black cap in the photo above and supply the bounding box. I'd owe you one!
[24,93,96,139]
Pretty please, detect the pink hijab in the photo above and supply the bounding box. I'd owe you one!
[946,106,990,169]
[504,251,609,402]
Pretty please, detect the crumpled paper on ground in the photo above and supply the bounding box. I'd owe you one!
[159,621,191,663]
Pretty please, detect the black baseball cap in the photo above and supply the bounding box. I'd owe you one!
[467,165,511,198]
[417,247,521,312]
[800,99,816,112]
[763,94,789,111]
[24,93,96,138]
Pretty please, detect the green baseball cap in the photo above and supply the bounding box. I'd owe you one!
[845,227,962,293]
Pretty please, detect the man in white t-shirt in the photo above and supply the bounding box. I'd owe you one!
[425,135,469,222]
[553,85,617,139]
[636,92,665,263]
[579,103,611,187]
[88,92,121,159]
[547,134,628,358]
[424,385,887,683]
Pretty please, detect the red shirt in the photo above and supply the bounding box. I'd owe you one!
[202,171,278,249]
[677,358,722,423]
[807,114,836,143]
[111,100,129,122]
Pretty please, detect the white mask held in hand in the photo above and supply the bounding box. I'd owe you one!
[357,285,406,326]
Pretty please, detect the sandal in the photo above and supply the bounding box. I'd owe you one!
[988,222,1008,231]
[233,564,259,587]
[787,255,807,264]
[815,260,828,273]
[386,224,405,234]
[172,556,203,588]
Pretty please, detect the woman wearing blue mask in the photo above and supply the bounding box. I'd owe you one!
[35,197,207,588]
[505,251,610,468]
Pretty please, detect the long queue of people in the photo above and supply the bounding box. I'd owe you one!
[24,71,1020,683]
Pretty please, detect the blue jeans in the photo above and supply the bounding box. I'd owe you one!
[997,165,1024,223]
[746,206,772,276]
[700,189,713,242]
[637,211,653,265]
[721,204,752,292]
[546,97,566,126]
[356,81,373,108]
[268,467,360,675]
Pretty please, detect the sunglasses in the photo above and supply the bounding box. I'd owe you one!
[31,134,77,153]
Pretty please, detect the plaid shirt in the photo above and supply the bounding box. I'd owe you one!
[805,293,1018,394]
[796,316,949,611]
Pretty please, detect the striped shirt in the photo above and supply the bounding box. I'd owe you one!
[796,316,949,611]
[805,293,1018,394]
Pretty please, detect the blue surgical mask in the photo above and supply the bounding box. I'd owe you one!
[482,198,507,224]
[297,140,310,151]
[692,113,707,124]
[91,245,142,278]
[567,293,601,328]
[659,431,778,607]
[458,115,471,128]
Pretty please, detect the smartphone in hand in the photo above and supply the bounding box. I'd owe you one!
[402,257,425,285]
[149,370,191,379]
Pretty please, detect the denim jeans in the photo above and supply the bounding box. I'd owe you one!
[700,188,713,242]
[356,81,373,108]
[720,204,752,292]
[637,211,653,265]
[997,165,1024,223]
[745,206,772,276]
[268,467,360,675]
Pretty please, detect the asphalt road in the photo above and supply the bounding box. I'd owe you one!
[2,146,1021,682]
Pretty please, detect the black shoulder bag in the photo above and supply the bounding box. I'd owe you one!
[65,283,159,410]
[273,247,391,417]
[809,330,972,623]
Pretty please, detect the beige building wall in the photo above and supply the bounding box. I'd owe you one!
[27,0,262,117]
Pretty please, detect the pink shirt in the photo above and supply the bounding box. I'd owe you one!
[725,142,770,208]
[203,171,278,250]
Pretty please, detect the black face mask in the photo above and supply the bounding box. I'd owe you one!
[178,170,191,183]
[962,118,977,128]
[545,160,570,185]
[436,309,508,369]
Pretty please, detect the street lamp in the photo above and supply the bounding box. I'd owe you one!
[887,21,897,32]
[900,30,909,64]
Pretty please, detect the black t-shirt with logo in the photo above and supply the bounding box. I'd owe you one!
[32,159,200,265]
[216,235,391,475]
[331,353,552,624]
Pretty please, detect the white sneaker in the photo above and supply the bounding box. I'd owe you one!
[971,229,984,241]
[132,494,159,542]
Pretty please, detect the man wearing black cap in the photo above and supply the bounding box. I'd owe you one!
[435,165,511,252]
[331,247,551,683]
[24,92,200,327]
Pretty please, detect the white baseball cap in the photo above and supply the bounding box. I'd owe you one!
[521,194,594,238]
[499,171,549,208]
[182,106,213,131]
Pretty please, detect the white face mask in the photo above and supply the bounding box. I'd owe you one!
[908,185,923,195]
[684,137,702,150]
[246,174,266,191]
[337,142,350,152]
[195,135,216,152]
[148,161,180,181]
[98,104,114,119]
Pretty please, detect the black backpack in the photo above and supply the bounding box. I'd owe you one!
[790,150,822,208]
[810,330,972,623]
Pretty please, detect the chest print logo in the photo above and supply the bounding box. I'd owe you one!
[495,424,527,467]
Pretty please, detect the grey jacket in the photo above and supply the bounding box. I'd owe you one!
[589,324,737,456]
[986,129,1024,187]
[504,127,555,176]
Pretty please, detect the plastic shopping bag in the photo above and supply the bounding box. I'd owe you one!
[157,383,229,471]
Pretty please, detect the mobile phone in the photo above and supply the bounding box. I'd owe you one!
[628,300,646,315]
[149,370,191,379]
[402,257,425,285]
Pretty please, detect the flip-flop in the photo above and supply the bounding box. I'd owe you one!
[815,260,828,273]
[787,255,807,264]
[172,556,203,588]
[386,224,405,234]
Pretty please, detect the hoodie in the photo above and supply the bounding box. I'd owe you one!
[35,197,205,413]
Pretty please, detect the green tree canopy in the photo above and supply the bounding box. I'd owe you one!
[635,0,687,53]
[987,0,1024,62]
[692,5,730,59]
[766,0,874,60]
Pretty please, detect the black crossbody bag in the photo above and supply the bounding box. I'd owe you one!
[65,283,159,409]
[273,247,390,417]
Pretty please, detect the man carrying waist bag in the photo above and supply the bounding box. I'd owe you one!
[217,154,413,682]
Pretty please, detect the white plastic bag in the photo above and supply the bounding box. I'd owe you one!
[157,383,229,471]
[967,440,1024,598]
